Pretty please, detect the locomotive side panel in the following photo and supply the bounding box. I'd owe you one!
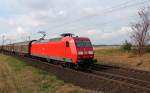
[31,40,67,62]
[46,41,65,58]
[30,37,78,63]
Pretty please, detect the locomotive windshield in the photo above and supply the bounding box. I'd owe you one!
[75,40,92,47]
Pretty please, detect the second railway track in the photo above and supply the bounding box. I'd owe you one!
[92,64,150,82]
[92,70,150,91]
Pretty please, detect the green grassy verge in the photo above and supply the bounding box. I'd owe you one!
[0,54,97,93]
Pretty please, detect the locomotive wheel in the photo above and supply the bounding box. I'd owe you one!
[74,64,81,70]
[61,62,75,69]
[46,58,52,63]
[61,63,67,68]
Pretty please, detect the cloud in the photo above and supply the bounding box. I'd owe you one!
[82,7,97,16]
[57,10,67,16]
[100,26,132,39]
[0,24,30,43]
[0,13,40,42]
[9,14,46,28]
[79,26,132,44]
[16,26,25,33]
[0,0,18,8]
[18,0,50,11]
[1,30,30,43]
[87,29,97,35]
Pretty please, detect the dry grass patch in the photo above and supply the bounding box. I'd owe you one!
[94,48,150,71]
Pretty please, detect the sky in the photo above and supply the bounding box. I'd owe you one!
[0,0,150,45]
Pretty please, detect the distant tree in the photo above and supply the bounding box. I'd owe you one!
[121,40,132,52]
[131,7,150,55]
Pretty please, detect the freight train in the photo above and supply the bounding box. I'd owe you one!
[0,33,95,68]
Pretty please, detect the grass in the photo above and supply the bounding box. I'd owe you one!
[94,48,150,71]
[0,54,99,93]
[94,48,124,56]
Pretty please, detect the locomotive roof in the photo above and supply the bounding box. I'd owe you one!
[60,33,74,37]
[34,36,90,43]
[34,38,62,43]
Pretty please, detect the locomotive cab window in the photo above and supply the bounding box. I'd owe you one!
[66,41,69,47]
[76,40,92,48]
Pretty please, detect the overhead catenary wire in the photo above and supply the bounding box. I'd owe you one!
[61,15,136,32]
[46,0,150,31]
[45,0,150,36]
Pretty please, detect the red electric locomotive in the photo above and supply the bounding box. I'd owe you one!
[31,33,94,68]
[1,33,95,68]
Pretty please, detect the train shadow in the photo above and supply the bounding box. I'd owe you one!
[75,64,120,74]
[92,63,120,71]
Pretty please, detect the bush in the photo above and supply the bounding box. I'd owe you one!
[121,40,132,52]
[144,46,150,53]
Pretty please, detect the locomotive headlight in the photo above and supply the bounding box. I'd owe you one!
[88,51,93,54]
[78,51,83,55]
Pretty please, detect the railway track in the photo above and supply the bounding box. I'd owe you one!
[1,53,150,93]
[92,64,150,82]
[91,64,150,91]
[92,70,150,91]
